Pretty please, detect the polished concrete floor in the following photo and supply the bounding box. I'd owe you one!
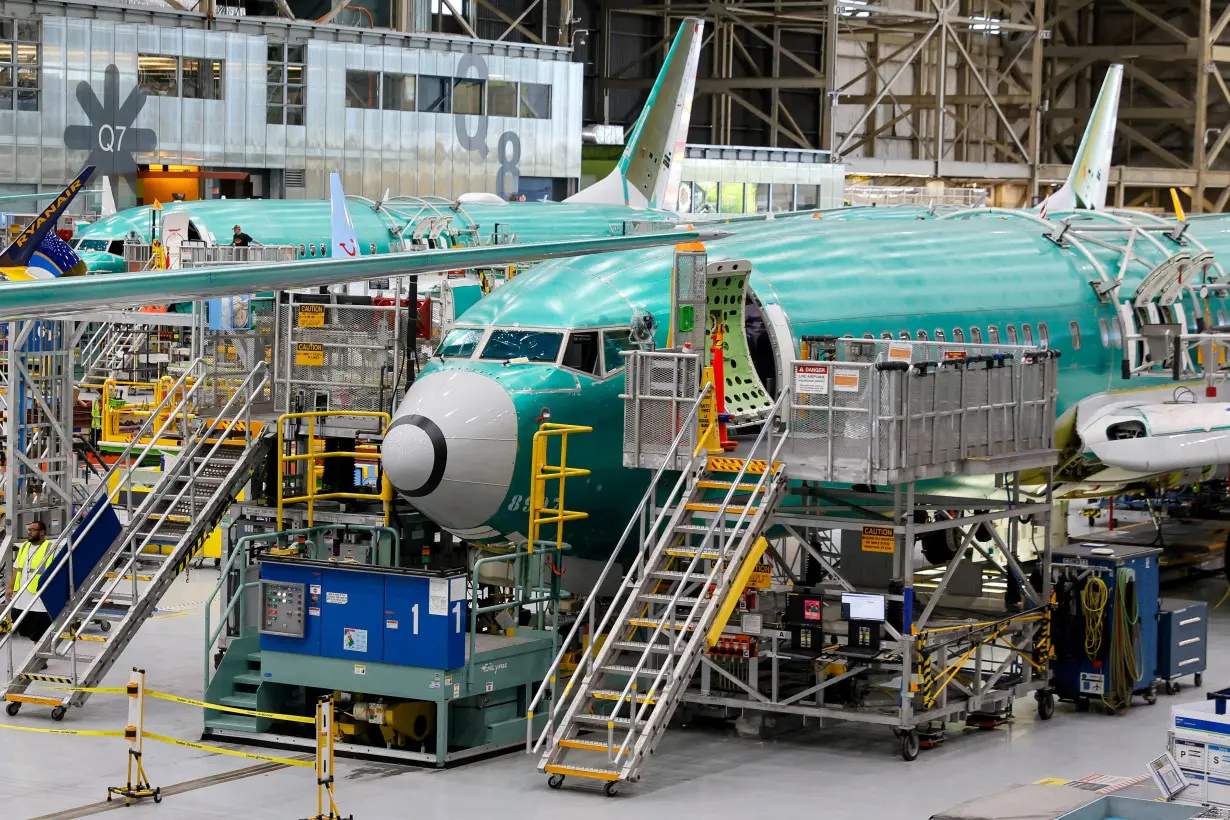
[1,532,1226,819]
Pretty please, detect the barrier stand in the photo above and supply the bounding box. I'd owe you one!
[107,668,161,806]
[303,694,352,820]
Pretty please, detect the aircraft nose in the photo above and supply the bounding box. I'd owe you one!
[383,370,518,535]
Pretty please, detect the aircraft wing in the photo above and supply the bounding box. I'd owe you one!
[0,231,714,321]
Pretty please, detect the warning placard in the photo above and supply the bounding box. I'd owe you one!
[833,368,861,392]
[943,350,967,360]
[795,363,829,394]
[887,343,912,361]
[297,304,325,327]
[861,525,895,553]
[295,342,324,366]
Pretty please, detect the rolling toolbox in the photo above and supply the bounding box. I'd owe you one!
[1157,598,1207,694]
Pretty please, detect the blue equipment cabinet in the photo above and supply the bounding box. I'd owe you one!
[258,558,466,671]
[1157,598,1207,693]
[1051,543,1161,710]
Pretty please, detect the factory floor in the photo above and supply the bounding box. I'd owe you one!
[2,515,1227,819]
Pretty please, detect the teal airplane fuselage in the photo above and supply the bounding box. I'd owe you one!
[386,209,1230,561]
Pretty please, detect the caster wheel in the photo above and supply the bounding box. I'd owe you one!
[1166,680,1181,696]
[51,706,67,721]
[1036,692,1055,721]
[1144,688,1158,706]
[1075,696,1090,713]
[100,620,111,633]
[892,727,905,738]
[901,731,920,762]
[5,701,20,716]
[214,558,221,568]
[1196,673,1204,688]
[603,781,619,797]
[153,789,162,804]
[547,774,564,790]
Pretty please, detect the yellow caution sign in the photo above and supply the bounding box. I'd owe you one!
[861,525,895,553]
[295,342,324,367]
[297,304,326,328]
[144,689,315,725]
[142,730,313,768]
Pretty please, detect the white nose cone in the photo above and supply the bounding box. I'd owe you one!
[383,370,518,532]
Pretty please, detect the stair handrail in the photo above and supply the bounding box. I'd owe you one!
[608,387,792,769]
[0,358,208,647]
[49,362,270,666]
[527,381,713,755]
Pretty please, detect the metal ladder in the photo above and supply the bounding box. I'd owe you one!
[1,361,272,719]
[77,322,138,385]
[530,387,791,792]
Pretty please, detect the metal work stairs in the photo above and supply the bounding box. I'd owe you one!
[78,322,139,385]
[1,363,272,719]
[536,453,786,790]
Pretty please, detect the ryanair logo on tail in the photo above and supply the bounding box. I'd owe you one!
[0,165,94,280]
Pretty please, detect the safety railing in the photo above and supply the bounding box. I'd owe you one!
[527,423,591,555]
[276,411,392,529]
[579,388,791,773]
[527,381,713,755]
[98,375,197,446]
[178,242,298,267]
[39,362,269,681]
[203,524,399,692]
[0,359,208,668]
[469,545,565,688]
[621,349,702,471]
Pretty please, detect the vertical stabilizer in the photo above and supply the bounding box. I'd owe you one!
[1038,64,1123,214]
[329,172,361,258]
[0,165,94,280]
[100,176,117,217]
[565,18,704,210]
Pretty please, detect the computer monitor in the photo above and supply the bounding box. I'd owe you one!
[841,592,886,623]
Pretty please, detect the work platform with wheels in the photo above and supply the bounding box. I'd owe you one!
[527,256,1062,793]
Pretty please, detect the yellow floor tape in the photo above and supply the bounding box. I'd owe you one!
[145,689,315,725]
[141,731,313,768]
[0,722,124,737]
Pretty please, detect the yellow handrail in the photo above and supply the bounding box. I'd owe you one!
[527,423,591,554]
[277,411,392,529]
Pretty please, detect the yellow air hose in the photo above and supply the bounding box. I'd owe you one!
[1082,576,1108,661]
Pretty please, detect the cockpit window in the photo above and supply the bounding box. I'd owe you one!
[437,327,484,358]
[602,329,635,374]
[76,239,109,252]
[561,331,600,374]
[480,329,563,363]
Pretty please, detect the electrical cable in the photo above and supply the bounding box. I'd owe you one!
[1105,568,1142,712]
[1081,576,1108,661]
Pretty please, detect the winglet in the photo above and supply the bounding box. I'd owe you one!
[565,18,704,210]
[0,164,94,278]
[100,175,117,217]
[1037,64,1123,214]
[1171,188,1186,221]
[330,172,361,258]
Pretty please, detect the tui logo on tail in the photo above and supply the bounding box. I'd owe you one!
[0,165,95,280]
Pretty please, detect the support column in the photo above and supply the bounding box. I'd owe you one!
[1195,0,1212,214]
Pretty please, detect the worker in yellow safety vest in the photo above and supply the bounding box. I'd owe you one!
[10,520,56,641]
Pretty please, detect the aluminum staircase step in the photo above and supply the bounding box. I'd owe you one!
[627,617,694,631]
[558,738,613,752]
[572,713,633,727]
[599,664,663,678]
[543,763,620,782]
[591,689,657,705]
[612,641,677,655]
[674,523,749,535]
[638,592,702,605]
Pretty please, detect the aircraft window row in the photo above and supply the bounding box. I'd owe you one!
[437,325,636,377]
[343,68,551,120]
[879,323,1058,349]
[0,18,39,112]
[138,54,224,100]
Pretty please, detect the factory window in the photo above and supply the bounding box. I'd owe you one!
[1218,309,1228,327]
[771,184,794,213]
[915,330,928,341]
[418,75,451,113]
[1006,325,1018,345]
[720,183,746,214]
[0,18,40,111]
[797,185,820,210]
[138,54,224,100]
[986,325,1000,344]
[345,70,380,109]
[481,329,563,363]
[267,43,305,125]
[489,80,518,116]
[754,183,769,213]
[1022,324,1034,345]
[1069,320,1081,350]
[519,82,551,118]
[436,326,483,358]
[1038,322,1049,348]
[970,327,982,344]
[602,329,635,374]
[382,73,415,112]
[561,331,600,375]
[934,329,945,341]
[138,54,179,97]
[453,77,484,115]
[182,58,223,100]
[952,328,965,343]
